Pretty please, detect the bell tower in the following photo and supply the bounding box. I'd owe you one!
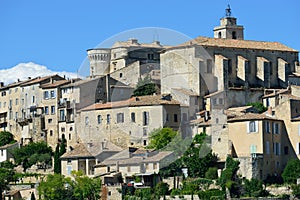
[214,5,244,40]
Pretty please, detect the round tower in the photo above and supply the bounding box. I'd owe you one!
[87,48,111,77]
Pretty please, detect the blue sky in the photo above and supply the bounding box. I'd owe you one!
[0,0,299,74]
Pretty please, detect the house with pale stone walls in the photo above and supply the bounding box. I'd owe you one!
[60,140,122,177]
[76,95,181,148]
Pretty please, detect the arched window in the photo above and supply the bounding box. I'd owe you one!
[97,115,102,124]
[218,32,222,38]
[232,31,237,39]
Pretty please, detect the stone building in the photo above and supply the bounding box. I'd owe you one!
[76,95,181,148]
[87,38,164,87]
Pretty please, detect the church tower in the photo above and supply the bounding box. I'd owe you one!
[214,5,244,40]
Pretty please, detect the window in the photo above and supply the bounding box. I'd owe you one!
[50,130,53,136]
[15,112,18,119]
[9,99,12,107]
[50,90,56,98]
[60,110,65,121]
[143,128,147,136]
[1,150,3,156]
[143,111,149,126]
[44,91,49,99]
[274,142,281,155]
[44,106,49,115]
[232,31,237,39]
[166,114,169,122]
[143,140,147,146]
[127,166,131,172]
[107,114,110,124]
[228,59,232,74]
[284,146,289,155]
[119,73,123,78]
[265,121,270,133]
[148,53,154,60]
[67,166,72,175]
[266,141,270,154]
[273,122,279,134]
[85,116,89,126]
[48,118,52,123]
[21,99,24,105]
[97,115,102,124]
[32,96,35,103]
[15,98,18,105]
[250,144,257,154]
[206,59,212,73]
[248,121,258,133]
[69,134,71,140]
[218,32,222,38]
[117,113,124,123]
[131,112,135,122]
[51,106,55,114]
[174,114,178,122]
[61,127,65,132]
[219,98,223,105]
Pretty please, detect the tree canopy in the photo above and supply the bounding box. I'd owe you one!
[38,171,101,200]
[0,161,15,200]
[282,159,300,184]
[12,142,53,172]
[246,102,267,113]
[133,76,157,96]
[147,127,178,150]
[0,131,16,147]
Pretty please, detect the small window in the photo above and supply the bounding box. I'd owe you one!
[143,111,149,126]
[206,59,212,73]
[69,134,71,140]
[131,112,135,122]
[166,114,169,122]
[48,118,52,123]
[218,32,222,38]
[32,96,35,103]
[117,113,124,123]
[107,114,111,124]
[266,141,270,154]
[119,73,123,78]
[153,163,157,170]
[50,130,53,136]
[265,121,270,133]
[61,127,65,132]
[174,114,178,122]
[232,31,237,39]
[284,146,289,155]
[69,127,73,131]
[51,106,55,114]
[97,115,102,124]
[248,121,258,133]
[143,140,147,146]
[85,116,89,126]
[44,106,49,115]
[15,98,18,105]
[143,128,147,136]
[50,90,56,98]
[44,91,49,99]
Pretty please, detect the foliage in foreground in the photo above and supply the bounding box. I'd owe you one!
[282,159,300,184]
[147,127,177,150]
[133,76,157,96]
[246,102,267,113]
[0,131,16,147]
[38,171,101,200]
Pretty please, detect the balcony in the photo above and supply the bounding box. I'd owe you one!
[58,99,71,109]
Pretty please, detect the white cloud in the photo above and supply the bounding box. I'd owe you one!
[0,62,80,85]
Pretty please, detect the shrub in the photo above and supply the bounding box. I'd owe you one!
[198,189,225,199]
[282,159,300,184]
[205,167,218,180]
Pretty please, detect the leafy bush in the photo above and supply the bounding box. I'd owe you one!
[0,131,16,146]
[292,184,300,198]
[205,167,218,180]
[198,189,225,199]
[246,102,267,113]
[133,76,157,96]
[243,178,268,197]
[282,159,300,184]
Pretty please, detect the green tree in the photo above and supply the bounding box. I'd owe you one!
[38,174,73,200]
[53,144,61,174]
[154,182,169,199]
[243,178,268,197]
[59,137,67,156]
[147,128,177,150]
[282,159,300,184]
[72,171,102,200]
[133,76,156,96]
[246,102,267,113]
[205,167,218,180]
[0,131,16,146]
[12,142,53,172]
[0,162,15,200]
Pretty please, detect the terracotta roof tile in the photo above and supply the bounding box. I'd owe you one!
[168,36,298,52]
[40,80,70,89]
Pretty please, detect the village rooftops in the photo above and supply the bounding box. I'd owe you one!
[60,141,122,159]
[79,95,180,112]
[20,74,65,87]
[227,112,281,122]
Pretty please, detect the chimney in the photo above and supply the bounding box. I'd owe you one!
[17,79,20,82]
[267,106,272,116]
[0,82,4,88]
[153,41,160,45]
[28,77,31,80]
[129,38,138,44]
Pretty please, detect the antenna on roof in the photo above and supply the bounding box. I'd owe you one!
[225,4,231,17]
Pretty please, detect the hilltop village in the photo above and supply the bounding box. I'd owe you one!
[1,7,300,199]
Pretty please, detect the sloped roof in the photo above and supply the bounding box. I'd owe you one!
[20,74,64,86]
[80,95,180,112]
[61,141,122,159]
[227,113,281,122]
[171,36,298,52]
[40,80,70,89]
